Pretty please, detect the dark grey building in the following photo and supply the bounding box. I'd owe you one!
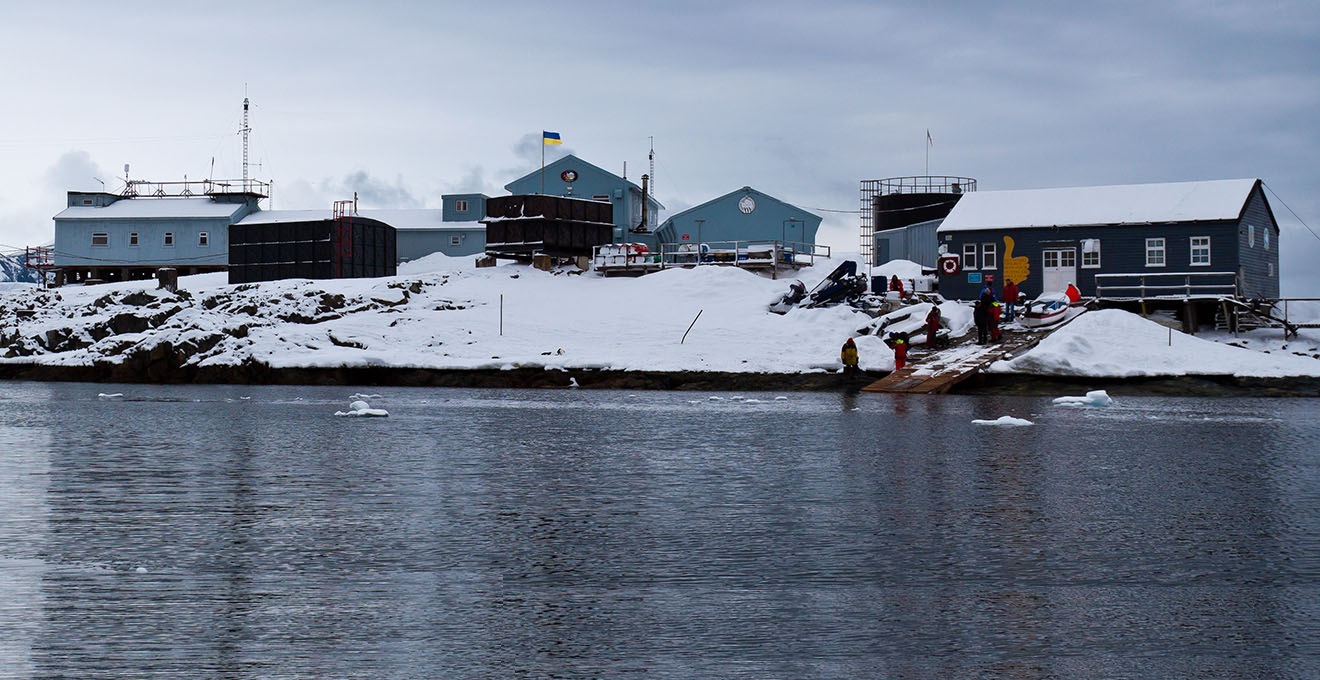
[935,178,1280,301]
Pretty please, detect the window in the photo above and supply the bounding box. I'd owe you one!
[1145,238,1165,267]
[454,199,468,213]
[1081,239,1101,268]
[91,232,109,246]
[198,232,209,247]
[1190,236,1211,266]
[1058,249,1076,268]
[981,242,997,271]
[1264,229,1270,251]
[82,198,93,206]
[1248,224,1255,248]
[164,232,175,247]
[129,232,139,247]
[449,235,462,247]
[962,243,978,270]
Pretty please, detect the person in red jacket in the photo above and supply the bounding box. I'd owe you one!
[891,332,909,370]
[924,305,941,348]
[1003,279,1019,323]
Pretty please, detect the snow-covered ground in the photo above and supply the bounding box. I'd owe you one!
[1,254,1318,380]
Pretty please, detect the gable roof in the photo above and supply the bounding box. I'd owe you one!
[504,153,664,209]
[662,186,821,225]
[937,178,1261,232]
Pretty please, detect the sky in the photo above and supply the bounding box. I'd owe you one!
[1,1,1317,292]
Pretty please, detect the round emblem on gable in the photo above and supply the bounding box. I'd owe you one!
[738,196,756,214]
[561,169,578,182]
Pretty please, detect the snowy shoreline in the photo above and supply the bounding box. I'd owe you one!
[2,252,1319,394]
[3,362,1320,397]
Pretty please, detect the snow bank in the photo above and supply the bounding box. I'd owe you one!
[991,309,1320,378]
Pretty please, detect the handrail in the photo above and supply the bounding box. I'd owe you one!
[592,240,831,275]
[1094,271,1238,299]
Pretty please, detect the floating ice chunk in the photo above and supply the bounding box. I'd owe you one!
[774,396,789,401]
[972,415,1034,427]
[135,567,148,573]
[335,399,389,417]
[350,393,382,400]
[1052,390,1113,407]
[98,393,124,399]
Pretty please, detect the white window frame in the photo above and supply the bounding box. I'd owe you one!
[164,232,175,247]
[129,232,139,247]
[1058,248,1076,268]
[1081,239,1101,268]
[1264,229,1270,251]
[962,243,978,270]
[449,234,462,247]
[1190,236,1211,266]
[1248,224,1255,248]
[981,242,997,271]
[198,232,210,247]
[1145,238,1166,267]
[91,232,109,247]
[454,199,468,212]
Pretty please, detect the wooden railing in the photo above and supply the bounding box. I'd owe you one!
[1094,271,1238,299]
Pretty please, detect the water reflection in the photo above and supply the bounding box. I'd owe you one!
[0,383,1313,678]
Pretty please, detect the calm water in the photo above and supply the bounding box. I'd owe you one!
[0,382,1316,679]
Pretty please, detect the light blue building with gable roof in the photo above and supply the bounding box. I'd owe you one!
[655,186,821,248]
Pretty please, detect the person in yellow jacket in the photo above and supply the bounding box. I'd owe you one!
[841,337,859,375]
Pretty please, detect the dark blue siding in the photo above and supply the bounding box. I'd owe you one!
[938,220,1262,301]
[1236,185,1281,298]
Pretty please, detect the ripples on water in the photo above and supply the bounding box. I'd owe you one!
[0,383,1316,678]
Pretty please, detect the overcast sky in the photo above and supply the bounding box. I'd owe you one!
[2,1,1317,292]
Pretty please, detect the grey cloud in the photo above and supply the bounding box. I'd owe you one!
[44,151,108,193]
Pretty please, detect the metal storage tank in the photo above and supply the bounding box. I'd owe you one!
[860,176,975,265]
[229,212,396,284]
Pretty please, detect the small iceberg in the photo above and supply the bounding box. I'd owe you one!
[335,400,389,418]
[972,415,1034,427]
[1053,390,1114,407]
[98,393,124,399]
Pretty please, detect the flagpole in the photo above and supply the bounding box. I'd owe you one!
[540,138,545,195]
[925,130,929,177]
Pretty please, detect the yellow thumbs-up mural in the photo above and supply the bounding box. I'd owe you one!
[1003,235,1030,287]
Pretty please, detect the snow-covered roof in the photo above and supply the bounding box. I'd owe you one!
[937,178,1260,232]
[55,197,246,220]
[238,208,470,231]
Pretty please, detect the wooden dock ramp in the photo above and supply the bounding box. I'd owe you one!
[861,320,1074,394]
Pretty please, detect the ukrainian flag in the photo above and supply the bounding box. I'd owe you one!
[542,131,562,145]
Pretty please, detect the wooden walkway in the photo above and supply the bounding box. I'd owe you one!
[861,318,1077,394]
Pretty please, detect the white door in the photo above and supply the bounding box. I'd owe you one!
[1041,248,1076,294]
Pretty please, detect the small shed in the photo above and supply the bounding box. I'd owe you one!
[935,178,1280,301]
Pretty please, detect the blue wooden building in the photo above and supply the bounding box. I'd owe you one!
[935,178,1280,301]
[504,154,663,247]
[655,186,821,248]
[53,184,263,284]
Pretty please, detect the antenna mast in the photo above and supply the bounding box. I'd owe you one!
[240,96,251,192]
[648,136,655,197]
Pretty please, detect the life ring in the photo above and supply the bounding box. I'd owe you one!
[940,256,961,276]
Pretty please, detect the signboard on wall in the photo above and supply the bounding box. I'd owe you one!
[968,272,983,284]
